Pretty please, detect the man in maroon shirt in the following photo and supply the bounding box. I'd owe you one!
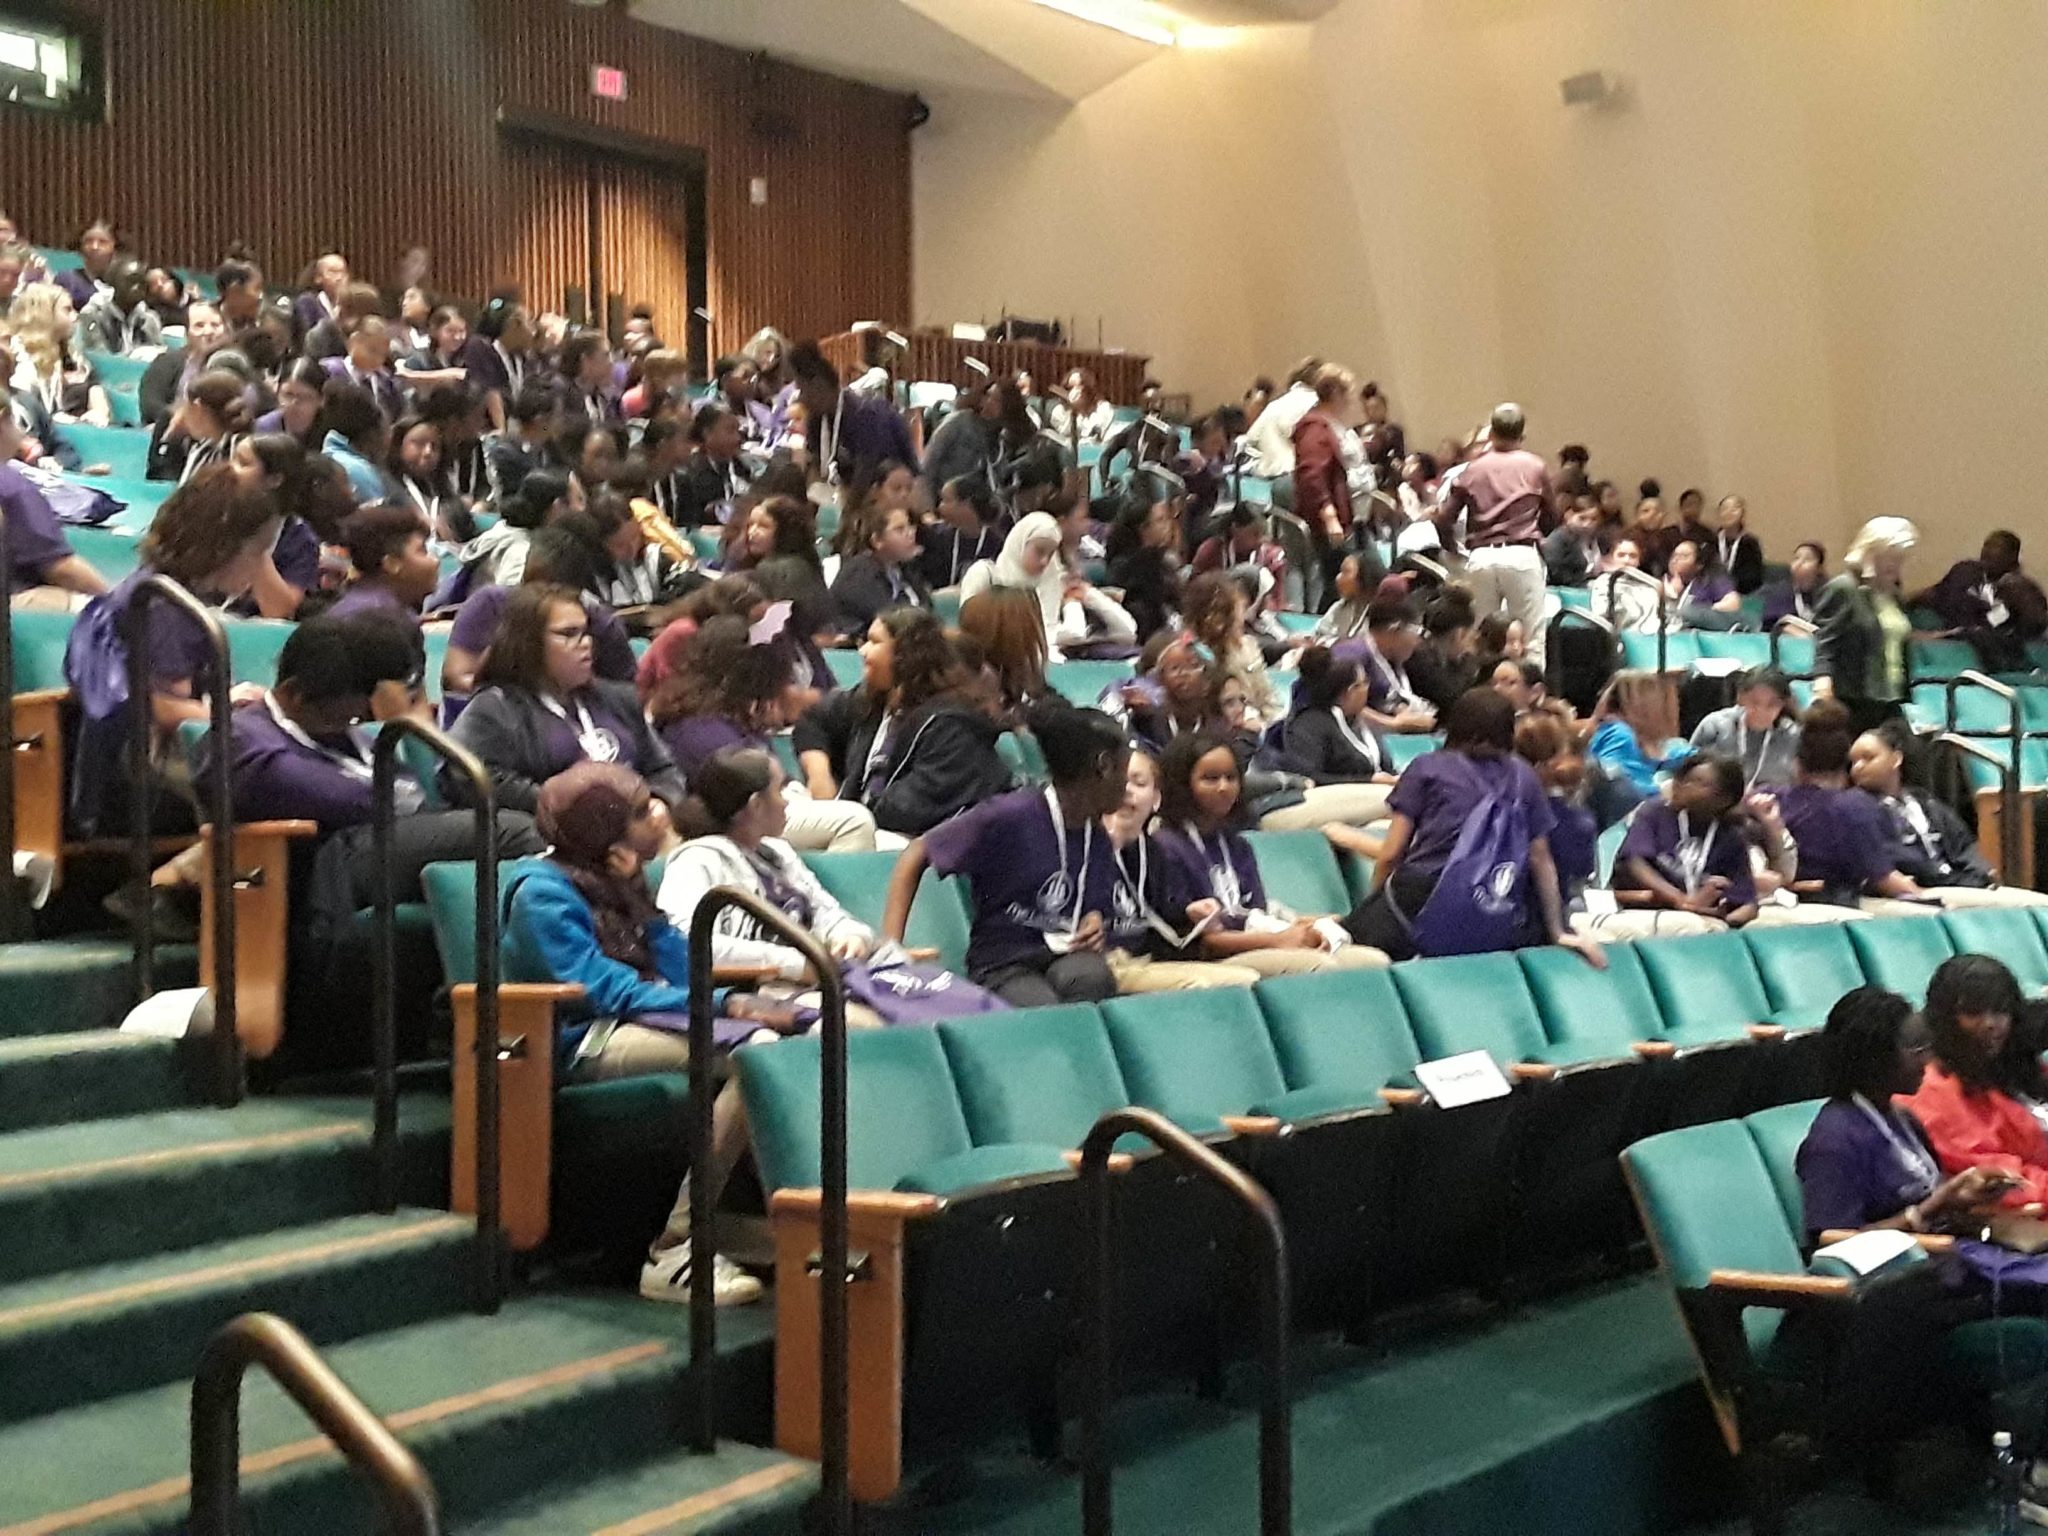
[1440,402,1551,665]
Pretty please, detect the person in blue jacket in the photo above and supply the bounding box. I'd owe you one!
[502,760,798,1308]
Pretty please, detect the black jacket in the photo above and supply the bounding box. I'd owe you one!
[864,698,1014,837]
[676,452,751,528]
[1811,574,1892,704]
[446,679,683,814]
[831,553,932,633]
[1277,708,1387,782]
[1871,788,1992,889]
[792,685,885,797]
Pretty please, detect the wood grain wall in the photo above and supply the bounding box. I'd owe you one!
[0,0,911,356]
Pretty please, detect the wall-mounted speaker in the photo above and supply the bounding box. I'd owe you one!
[1560,70,1620,108]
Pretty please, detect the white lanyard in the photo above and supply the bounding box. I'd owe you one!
[404,476,439,526]
[1891,794,1943,862]
[496,343,525,396]
[540,692,620,764]
[1046,787,1093,934]
[262,693,391,793]
[1852,1094,1941,1194]
[1184,824,1246,915]
[1718,534,1737,571]
[1675,812,1719,894]
[1332,707,1385,774]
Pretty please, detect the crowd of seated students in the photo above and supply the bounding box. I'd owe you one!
[13,211,2048,1325]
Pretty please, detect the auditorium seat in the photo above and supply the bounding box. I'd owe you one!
[1242,829,1352,916]
[1941,907,2048,993]
[57,423,149,479]
[1620,632,1701,673]
[823,648,863,689]
[799,849,972,973]
[1846,911,1954,1004]
[1741,1100,1823,1236]
[1695,632,1771,668]
[1044,659,1133,707]
[1738,924,1864,1100]
[82,352,148,428]
[1382,733,1441,772]
[1100,988,1288,1133]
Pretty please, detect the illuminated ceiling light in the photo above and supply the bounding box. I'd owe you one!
[1027,0,1180,48]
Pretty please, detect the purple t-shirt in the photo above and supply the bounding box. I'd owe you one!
[207,697,421,832]
[1154,824,1268,929]
[1776,782,1897,903]
[1388,750,1555,880]
[0,462,78,579]
[448,585,636,684]
[922,787,1120,974]
[326,581,421,627]
[660,714,766,780]
[1795,1097,1940,1243]
[1615,799,1756,909]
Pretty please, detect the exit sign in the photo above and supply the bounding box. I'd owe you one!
[590,65,628,101]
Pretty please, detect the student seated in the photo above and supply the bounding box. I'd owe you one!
[441,527,637,700]
[449,583,684,815]
[1097,743,1263,993]
[1849,721,2048,909]
[918,474,1005,592]
[146,370,249,483]
[1761,540,1827,631]
[386,413,473,551]
[852,608,1011,838]
[831,502,933,632]
[484,384,562,506]
[1906,956,2048,1208]
[1340,688,1603,966]
[1312,552,1375,643]
[502,763,801,1306]
[1272,646,1398,829]
[1662,538,1742,626]
[1777,701,1939,916]
[1512,713,1596,910]
[1587,537,1662,634]
[1102,492,1180,643]
[1587,669,1683,824]
[0,389,108,597]
[326,502,441,627]
[1688,666,1800,790]
[1541,496,1604,588]
[958,510,1136,663]
[882,701,1127,1007]
[1154,732,1388,975]
[1603,753,1759,935]
[1182,570,1282,728]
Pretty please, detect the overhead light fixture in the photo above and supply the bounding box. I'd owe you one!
[1028,0,1179,48]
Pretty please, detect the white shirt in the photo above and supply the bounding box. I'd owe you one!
[1243,384,1315,479]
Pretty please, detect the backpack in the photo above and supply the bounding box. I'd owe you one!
[1407,779,1531,958]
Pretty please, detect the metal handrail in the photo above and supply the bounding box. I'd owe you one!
[1939,731,2024,882]
[124,575,240,1106]
[1544,605,1617,702]
[1947,669,2025,771]
[370,719,502,1311]
[1079,1107,1291,1536]
[1606,565,1670,675]
[191,1312,439,1536]
[1769,617,1816,681]
[0,507,24,943]
[686,886,850,1534]
[1398,550,1451,586]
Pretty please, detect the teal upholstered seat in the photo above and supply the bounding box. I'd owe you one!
[1634,931,1771,1046]
[1741,924,1867,1032]
[800,850,972,974]
[1742,1101,1824,1236]
[1242,829,1352,916]
[1100,989,1287,1128]
[1518,942,1662,1059]
[939,1004,1158,1145]
[1846,915,1954,1004]
[1391,951,1554,1066]
[1253,968,1419,1098]
[1941,908,2048,992]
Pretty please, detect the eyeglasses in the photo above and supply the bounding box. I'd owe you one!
[546,625,591,643]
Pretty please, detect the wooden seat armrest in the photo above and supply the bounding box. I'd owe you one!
[10,686,68,713]
[770,1188,941,1223]
[713,963,785,987]
[1221,1114,1284,1136]
[201,818,319,841]
[450,981,585,1007]
[1064,1149,1136,1174]
[1708,1269,1853,1305]
[1379,1087,1426,1107]
[905,947,941,962]
[1817,1228,1955,1253]
[1632,1040,1678,1059]
[1511,1062,1558,1082]
[1746,1023,1786,1042]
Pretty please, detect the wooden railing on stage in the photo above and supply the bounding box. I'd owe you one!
[818,330,1152,404]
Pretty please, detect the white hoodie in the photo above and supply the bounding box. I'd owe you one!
[656,835,871,980]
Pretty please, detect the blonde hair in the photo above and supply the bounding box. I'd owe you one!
[1594,668,1680,745]
[1311,363,1356,404]
[6,281,73,379]
[1843,516,1918,578]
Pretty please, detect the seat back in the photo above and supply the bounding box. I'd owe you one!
[1382,734,1441,772]
[1100,989,1288,1126]
[1241,829,1352,917]
[421,860,482,983]
[1634,931,1770,1042]
[801,850,972,973]
[1846,915,1954,1004]
[1391,951,1551,1065]
[1741,925,1868,1024]
[1772,634,1816,676]
[1518,942,1663,1058]
[1909,638,1978,683]
[738,1027,973,1193]
[12,608,75,693]
[823,649,864,689]
[1695,633,1771,666]
[58,423,150,479]
[224,619,296,687]
[1045,660,1134,707]
[1253,969,1421,1095]
[940,1004,1128,1149]
[1941,908,2048,992]
[1623,1120,1806,1291]
[1742,1101,1825,1237]
[995,729,1047,784]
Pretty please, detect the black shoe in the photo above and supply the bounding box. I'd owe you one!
[103,881,200,945]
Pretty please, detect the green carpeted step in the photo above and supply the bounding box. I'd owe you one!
[0,1030,190,1133]
[0,938,145,1040]
[473,1441,817,1535]
[0,1209,472,1427]
[0,1291,777,1534]
[0,1095,451,1286]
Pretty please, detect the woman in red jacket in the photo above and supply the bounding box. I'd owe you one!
[1290,363,1358,600]
[1906,954,2048,1209]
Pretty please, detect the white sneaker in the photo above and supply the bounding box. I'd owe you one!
[640,1242,764,1307]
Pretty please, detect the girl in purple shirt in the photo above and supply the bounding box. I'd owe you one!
[1613,754,1759,928]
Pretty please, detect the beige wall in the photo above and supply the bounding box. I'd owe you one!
[915,0,2048,572]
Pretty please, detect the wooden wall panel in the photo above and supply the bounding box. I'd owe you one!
[0,0,910,357]
[594,158,694,355]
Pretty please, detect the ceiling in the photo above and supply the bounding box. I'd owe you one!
[627,0,1338,103]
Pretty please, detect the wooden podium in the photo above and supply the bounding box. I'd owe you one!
[819,328,1151,405]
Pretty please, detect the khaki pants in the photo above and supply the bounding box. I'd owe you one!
[1258,782,1394,832]
[1215,944,1391,975]
[780,794,877,852]
[1572,909,1726,939]
[1745,902,1872,927]
[1106,950,1263,992]
[1464,543,1549,668]
[1924,886,2048,910]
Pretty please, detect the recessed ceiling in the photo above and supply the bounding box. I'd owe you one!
[626,0,1339,103]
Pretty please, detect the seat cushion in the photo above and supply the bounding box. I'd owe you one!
[1101,989,1287,1127]
[1253,1082,1382,1122]
[1391,952,1550,1065]
[939,1005,1127,1150]
[1624,1119,1805,1291]
[802,851,973,974]
[1254,968,1420,1096]
[1635,931,1770,1046]
[894,1143,1073,1197]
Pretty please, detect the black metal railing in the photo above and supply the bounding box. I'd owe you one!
[1768,617,1816,681]
[0,507,24,944]
[370,719,503,1312]
[123,575,240,1105]
[1079,1107,1291,1536]
[686,887,851,1535]
[190,1312,439,1535]
[1938,732,2024,883]
[1947,670,2025,764]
